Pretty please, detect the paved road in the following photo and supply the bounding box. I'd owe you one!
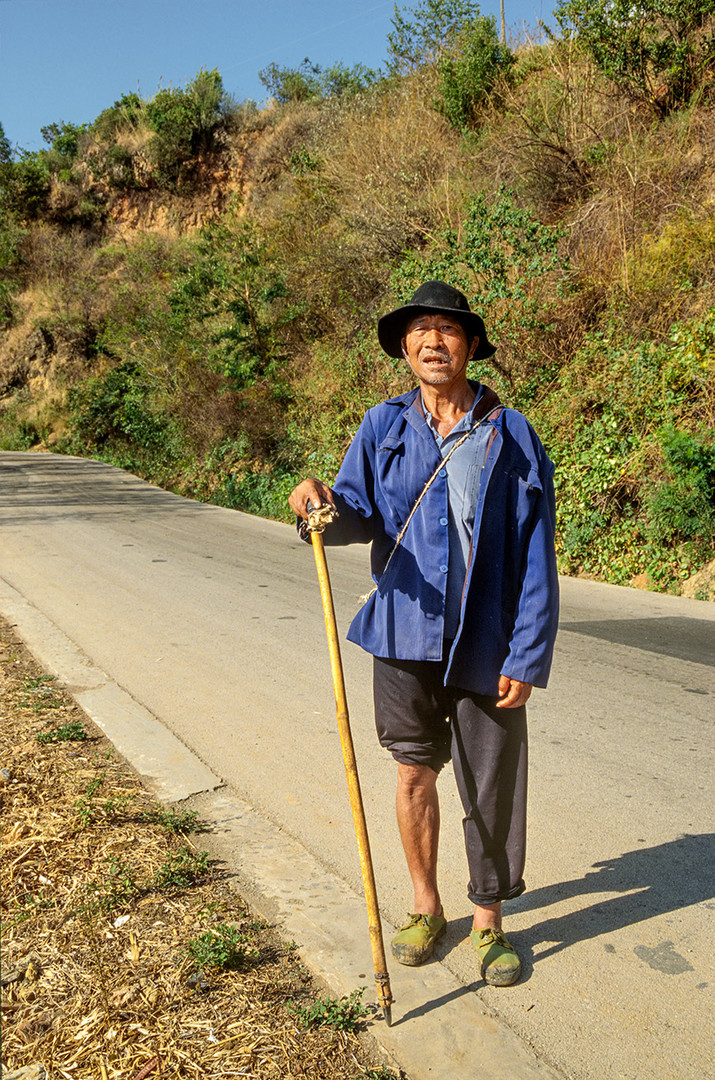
[1,451,713,1080]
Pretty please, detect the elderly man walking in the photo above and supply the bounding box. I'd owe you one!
[289,280,559,986]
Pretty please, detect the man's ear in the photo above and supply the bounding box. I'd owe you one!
[401,337,409,358]
[467,336,479,362]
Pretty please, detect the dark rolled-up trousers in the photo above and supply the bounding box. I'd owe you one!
[373,654,527,906]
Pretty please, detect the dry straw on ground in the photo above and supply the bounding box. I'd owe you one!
[0,619,401,1080]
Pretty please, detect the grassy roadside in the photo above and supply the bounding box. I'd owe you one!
[0,617,403,1080]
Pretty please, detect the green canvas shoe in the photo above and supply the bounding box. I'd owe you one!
[470,928,522,986]
[391,912,447,966]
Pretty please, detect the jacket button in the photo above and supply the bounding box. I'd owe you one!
[440,517,448,526]
[438,468,447,477]
[440,565,448,573]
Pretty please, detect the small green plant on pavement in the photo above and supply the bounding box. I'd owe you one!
[289,987,368,1031]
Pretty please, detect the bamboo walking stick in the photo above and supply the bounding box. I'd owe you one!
[306,502,393,1026]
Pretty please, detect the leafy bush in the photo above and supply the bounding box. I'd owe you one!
[646,427,715,546]
[143,69,229,184]
[36,722,87,743]
[153,848,209,889]
[65,361,177,454]
[40,120,88,164]
[437,15,515,130]
[0,153,51,220]
[169,217,296,394]
[392,186,568,383]
[259,58,379,104]
[552,0,715,114]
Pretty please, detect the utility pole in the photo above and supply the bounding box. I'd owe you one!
[500,0,506,44]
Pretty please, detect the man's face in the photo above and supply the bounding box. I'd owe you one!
[402,312,477,389]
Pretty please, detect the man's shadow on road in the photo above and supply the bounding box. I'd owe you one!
[439,832,714,983]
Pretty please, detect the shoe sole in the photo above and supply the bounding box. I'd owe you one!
[482,960,522,986]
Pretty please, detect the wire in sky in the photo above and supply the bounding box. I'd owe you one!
[220,0,395,77]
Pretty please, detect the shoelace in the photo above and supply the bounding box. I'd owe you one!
[474,928,513,949]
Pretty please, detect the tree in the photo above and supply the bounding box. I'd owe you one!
[386,0,483,73]
[553,0,715,115]
[437,14,515,130]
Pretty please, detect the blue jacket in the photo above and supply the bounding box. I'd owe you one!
[319,383,559,695]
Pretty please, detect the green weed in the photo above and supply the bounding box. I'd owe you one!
[85,858,140,913]
[142,806,200,834]
[289,987,367,1031]
[20,675,64,712]
[153,848,209,890]
[36,721,87,743]
[186,923,258,970]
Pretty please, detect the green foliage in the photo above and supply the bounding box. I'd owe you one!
[0,121,12,163]
[65,361,179,456]
[387,0,484,73]
[142,807,200,834]
[20,674,63,711]
[545,312,715,588]
[92,91,144,141]
[186,924,258,970]
[0,204,26,328]
[85,858,140,912]
[360,1069,400,1080]
[153,848,210,889]
[41,120,88,163]
[437,15,515,130]
[214,467,299,521]
[393,186,568,381]
[0,152,50,220]
[289,987,367,1031]
[259,58,323,103]
[552,0,715,114]
[36,722,87,744]
[144,69,228,184]
[259,58,379,104]
[169,218,296,394]
[647,427,715,545]
[75,776,106,826]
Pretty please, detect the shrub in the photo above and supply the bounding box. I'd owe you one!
[392,186,568,384]
[186,924,258,970]
[259,58,379,104]
[40,120,88,164]
[0,153,51,220]
[552,0,715,115]
[437,15,515,130]
[65,361,176,453]
[646,426,715,547]
[144,69,229,184]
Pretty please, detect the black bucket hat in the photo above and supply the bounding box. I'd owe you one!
[377,280,496,360]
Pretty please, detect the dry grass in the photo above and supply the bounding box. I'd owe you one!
[0,619,401,1080]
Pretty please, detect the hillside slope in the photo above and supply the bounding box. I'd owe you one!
[1,9,714,597]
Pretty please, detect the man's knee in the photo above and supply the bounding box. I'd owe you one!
[397,761,439,798]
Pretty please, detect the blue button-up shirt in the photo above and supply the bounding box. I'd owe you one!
[315,382,559,695]
[421,392,492,639]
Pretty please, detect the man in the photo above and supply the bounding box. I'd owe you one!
[289,280,559,986]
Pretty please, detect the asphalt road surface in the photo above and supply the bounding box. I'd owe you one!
[1,451,713,1080]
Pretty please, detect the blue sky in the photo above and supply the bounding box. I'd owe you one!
[1,0,551,152]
